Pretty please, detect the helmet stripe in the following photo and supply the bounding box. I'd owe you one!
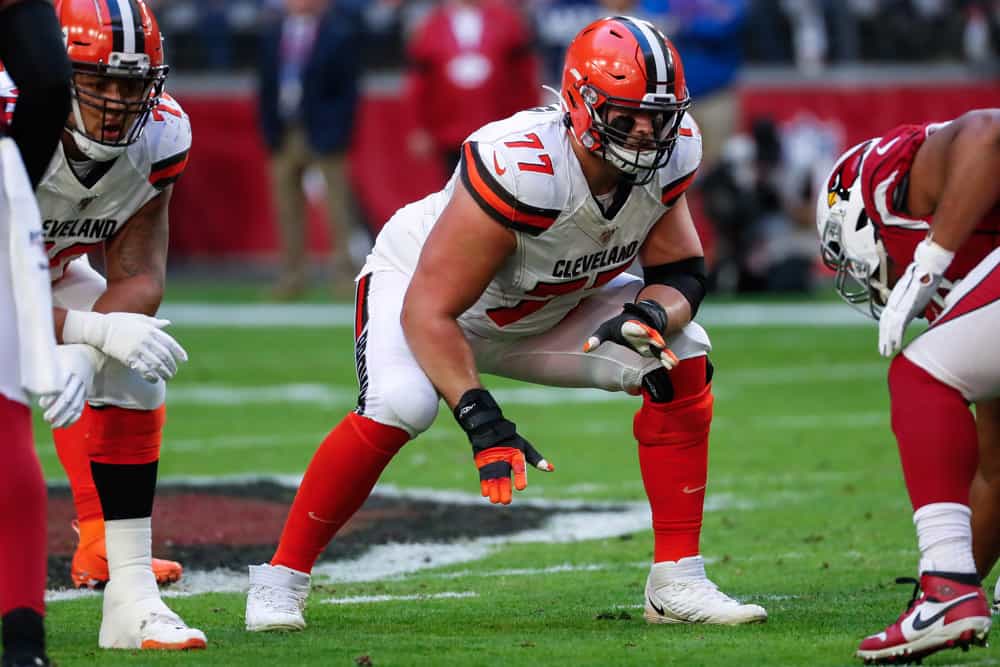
[114,0,136,53]
[127,0,145,54]
[617,17,669,96]
[665,39,685,99]
[104,0,125,53]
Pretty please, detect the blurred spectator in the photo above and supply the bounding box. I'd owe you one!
[669,0,746,169]
[257,0,366,300]
[405,0,540,176]
[701,116,836,293]
[198,0,233,69]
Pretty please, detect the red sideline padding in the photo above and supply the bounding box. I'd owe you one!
[167,81,1000,260]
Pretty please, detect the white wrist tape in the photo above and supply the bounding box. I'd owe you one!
[914,238,955,276]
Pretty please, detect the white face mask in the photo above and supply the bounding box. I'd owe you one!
[67,97,130,162]
[603,141,660,179]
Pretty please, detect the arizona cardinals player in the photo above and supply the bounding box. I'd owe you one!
[817,108,1000,664]
[0,2,72,664]
[0,0,204,652]
[247,16,768,632]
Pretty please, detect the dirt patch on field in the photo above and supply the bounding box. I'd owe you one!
[46,481,596,589]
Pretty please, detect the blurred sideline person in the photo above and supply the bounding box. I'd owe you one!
[816,109,1000,664]
[0,1,71,664]
[247,16,768,632]
[405,0,539,177]
[258,0,365,300]
[0,0,204,651]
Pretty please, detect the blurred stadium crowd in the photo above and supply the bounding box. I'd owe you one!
[151,0,1000,74]
[154,0,999,297]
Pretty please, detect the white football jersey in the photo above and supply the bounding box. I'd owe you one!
[364,106,702,338]
[0,70,191,281]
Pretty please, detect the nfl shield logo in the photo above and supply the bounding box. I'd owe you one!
[78,195,99,212]
[599,227,616,245]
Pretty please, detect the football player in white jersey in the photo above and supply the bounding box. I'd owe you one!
[0,0,204,652]
[247,16,768,632]
[0,1,72,664]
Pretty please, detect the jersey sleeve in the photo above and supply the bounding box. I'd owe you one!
[459,138,562,237]
[0,68,17,135]
[145,93,192,191]
[657,114,702,207]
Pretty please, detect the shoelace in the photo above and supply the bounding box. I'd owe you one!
[140,611,188,632]
[893,576,922,622]
[659,578,742,606]
[250,584,306,614]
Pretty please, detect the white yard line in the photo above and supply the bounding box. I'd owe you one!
[321,592,477,605]
[42,478,755,601]
[159,302,876,328]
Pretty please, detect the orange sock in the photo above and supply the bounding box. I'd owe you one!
[272,412,409,574]
[634,358,713,563]
[53,405,103,523]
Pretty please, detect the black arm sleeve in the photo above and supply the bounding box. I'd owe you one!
[0,0,71,189]
[643,257,708,318]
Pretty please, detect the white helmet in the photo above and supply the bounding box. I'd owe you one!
[816,139,891,319]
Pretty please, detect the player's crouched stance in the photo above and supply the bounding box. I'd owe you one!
[3,0,205,651]
[816,110,1000,663]
[247,16,766,633]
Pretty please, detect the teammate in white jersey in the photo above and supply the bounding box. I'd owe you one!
[0,2,72,664]
[0,0,203,652]
[247,16,768,632]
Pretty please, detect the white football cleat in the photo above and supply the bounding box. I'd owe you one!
[99,579,206,650]
[246,563,311,632]
[644,556,768,625]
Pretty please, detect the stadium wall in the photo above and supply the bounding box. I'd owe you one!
[166,68,1000,262]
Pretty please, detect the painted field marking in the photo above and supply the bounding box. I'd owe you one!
[322,591,477,605]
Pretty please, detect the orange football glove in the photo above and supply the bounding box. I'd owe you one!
[454,388,553,505]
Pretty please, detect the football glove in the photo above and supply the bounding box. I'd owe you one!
[454,388,553,505]
[583,299,679,370]
[62,310,188,383]
[38,344,104,429]
[878,238,955,357]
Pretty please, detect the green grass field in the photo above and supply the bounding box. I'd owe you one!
[32,290,997,667]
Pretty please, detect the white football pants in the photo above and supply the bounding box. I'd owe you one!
[905,246,1000,402]
[352,269,712,437]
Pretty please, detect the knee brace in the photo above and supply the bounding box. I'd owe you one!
[88,405,165,465]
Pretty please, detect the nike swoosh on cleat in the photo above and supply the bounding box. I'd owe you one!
[493,152,506,176]
[307,512,337,525]
[911,593,980,630]
[648,596,666,616]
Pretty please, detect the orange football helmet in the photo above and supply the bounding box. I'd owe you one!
[561,16,690,184]
[56,0,167,160]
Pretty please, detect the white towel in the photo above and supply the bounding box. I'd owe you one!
[0,137,62,397]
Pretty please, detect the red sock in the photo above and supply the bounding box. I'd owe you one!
[53,405,103,523]
[272,412,410,573]
[0,395,46,616]
[633,358,712,563]
[890,354,977,509]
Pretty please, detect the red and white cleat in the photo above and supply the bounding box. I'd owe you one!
[857,572,991,664]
